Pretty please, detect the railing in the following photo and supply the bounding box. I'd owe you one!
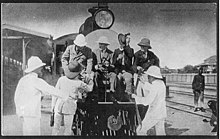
[2,55,23,71]
[162,73,217,85]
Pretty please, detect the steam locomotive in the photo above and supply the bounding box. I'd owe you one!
[52,3,141,136]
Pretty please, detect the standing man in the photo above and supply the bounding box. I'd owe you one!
[62,34,93,75]
[51,60,93,135]
[93,36,117,101]
[112,33,134,98]
[132,66,167,135]
[132,38,160,95]
[192,67,205,112]
[14,56,69,135]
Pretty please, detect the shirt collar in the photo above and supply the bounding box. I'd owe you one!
[100,48,106,53]
[28,72,38,77]
[75,45,84,53]
[119,48,124,51]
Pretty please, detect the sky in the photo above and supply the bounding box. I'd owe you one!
[2,3,217,69]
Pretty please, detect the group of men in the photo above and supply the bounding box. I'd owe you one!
[14,33,167,136]
[61,33,160,101]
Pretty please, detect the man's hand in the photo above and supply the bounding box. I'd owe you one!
[117,54,124,60]
[139,75,147,84]
[117,73,122,80]
[95,64,105,71]
[136,125,142,132]
[137,66,143,71]
[131,94,137,99]
[69,92,79,100]
[94,65,99,70]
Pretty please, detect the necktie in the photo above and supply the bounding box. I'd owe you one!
[122,51,125,65]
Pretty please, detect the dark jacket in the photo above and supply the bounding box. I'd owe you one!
[112,45,134,74]
[192,74,205,91]
[93,48,114,72]
[132,50,160,73]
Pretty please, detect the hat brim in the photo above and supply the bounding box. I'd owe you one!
[138,43,152,49]
[96,41,110,45]
[146,73,162,79]
[63,65,81,79]
[74,40,87,47]
[24,63,46,73]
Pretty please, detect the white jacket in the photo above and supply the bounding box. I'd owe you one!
[14,72,68,118]
[52,76,90,115]
[135,80,167,120]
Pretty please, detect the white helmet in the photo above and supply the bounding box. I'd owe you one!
[25,56,46,73]
[145,66,162,79]
[74,34,87,46]
[96,36,110,45]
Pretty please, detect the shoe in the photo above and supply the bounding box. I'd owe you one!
[200,107,206,112]
[194,107,200,112]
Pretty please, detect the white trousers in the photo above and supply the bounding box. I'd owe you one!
[137,119,166,136]
[52,112,74,135]
[22,117,41,135]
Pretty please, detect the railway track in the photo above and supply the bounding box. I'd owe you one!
[166,99,212,119]
[169,90,216,99]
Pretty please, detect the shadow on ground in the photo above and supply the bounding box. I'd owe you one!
[147,122,189,135]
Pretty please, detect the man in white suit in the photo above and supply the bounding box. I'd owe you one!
[14,56,70,135]
[132,66,167,135]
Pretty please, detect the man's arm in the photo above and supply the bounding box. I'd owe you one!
[61,46,71,66]
[112,49,118,66]
[34,78,68,100]
[143,52,160,70]
[86,58,93,74]
[86,48,93,74]
[112,50,120,74]
[132,52,139,73]
[133,83,157,106]
[92,51,98,71]
[14,81,25,117]
[202,76,205,91]
[124,46,134,58]
[192,76,196,90]
[51,78,60,111]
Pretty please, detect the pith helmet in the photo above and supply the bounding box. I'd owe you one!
[25,56,46,73]
[96,36,110,45]
[74,34,87,46]
[145,66,162,79]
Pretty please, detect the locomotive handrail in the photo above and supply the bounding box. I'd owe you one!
[98,102,136,105]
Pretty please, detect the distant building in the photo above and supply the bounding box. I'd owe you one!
[195,55,217,73]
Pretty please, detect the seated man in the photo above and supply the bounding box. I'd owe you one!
[132,37,160,97]
[112,33,134,101]
[93,36,117,102]
[62,34,93,76]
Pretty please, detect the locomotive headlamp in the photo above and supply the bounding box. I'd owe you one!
[94,9,114,29]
